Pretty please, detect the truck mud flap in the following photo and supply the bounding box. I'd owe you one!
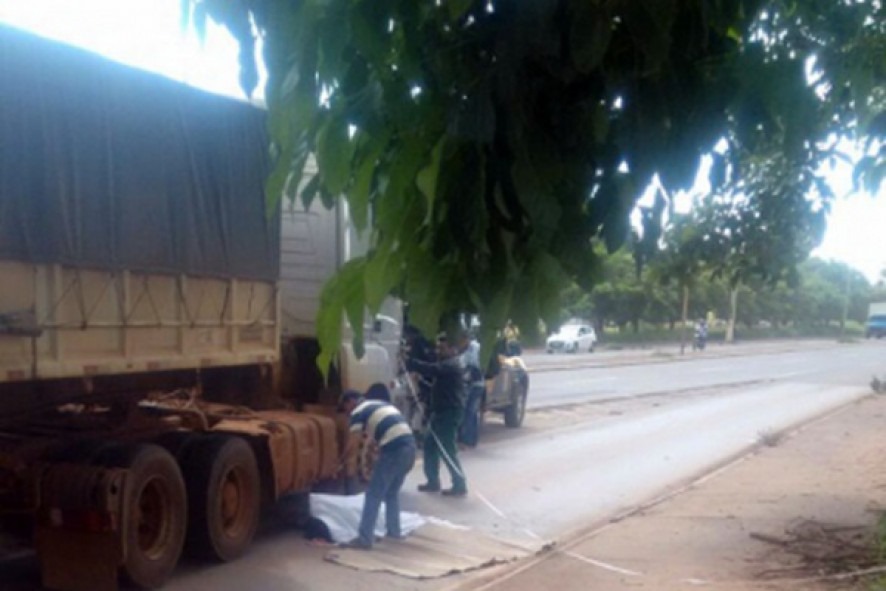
[34,463,127,591]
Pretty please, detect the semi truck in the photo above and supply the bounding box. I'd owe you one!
[866,302,886,339]
[0,25,398,591]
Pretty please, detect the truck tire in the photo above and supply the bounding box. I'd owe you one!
[503,380,528,428]
[152,431,198,460]
[180,436,260,562]
[94,443,187,590]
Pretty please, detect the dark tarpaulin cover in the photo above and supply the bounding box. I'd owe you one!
[0,25,279,282]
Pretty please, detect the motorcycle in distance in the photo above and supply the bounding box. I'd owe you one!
[692,320,708,352]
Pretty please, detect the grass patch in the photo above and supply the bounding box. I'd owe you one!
[875,513,886,564]
[868,514,886,590]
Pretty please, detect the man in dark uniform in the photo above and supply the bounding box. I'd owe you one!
[405,332,467,497]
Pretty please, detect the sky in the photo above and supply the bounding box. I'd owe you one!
[2,0,884,284]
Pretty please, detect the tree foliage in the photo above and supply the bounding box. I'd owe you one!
[187,0,885,365]
[565,252,879,335]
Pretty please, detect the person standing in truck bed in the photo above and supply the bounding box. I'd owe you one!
[339,390,416,549]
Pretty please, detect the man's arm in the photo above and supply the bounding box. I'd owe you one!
[406,357,442,377]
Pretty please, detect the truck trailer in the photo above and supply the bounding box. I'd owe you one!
[866,302,886,339]
[0,25,393,591]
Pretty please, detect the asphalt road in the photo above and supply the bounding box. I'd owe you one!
[3,339,883,591]
[521,339,874,409]
[423,340,882,539]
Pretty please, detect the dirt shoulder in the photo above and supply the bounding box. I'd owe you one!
[460,393,886,591]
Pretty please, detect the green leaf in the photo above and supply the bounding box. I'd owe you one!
[350,0,389,65]
[266,140,306,214]
[416,138,444,219]
[348,158,373,232]
[316,111,353,196]
[299,173,320,210]
[364,241,404,312]
[318,10,349,81]
[347,132,388,232]
[512,146,562,243]
[570,2,612,73]
[376,135,434,231]
[449,90,496,142]
[404,251,451,338]
[316,259,368,377]
[448,0,473,22]
[316,278,345,380]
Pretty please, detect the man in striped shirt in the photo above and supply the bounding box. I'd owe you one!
[339,390,416,549]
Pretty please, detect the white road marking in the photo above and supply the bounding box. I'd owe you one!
[474,492,543,541]
[475,491,507,518]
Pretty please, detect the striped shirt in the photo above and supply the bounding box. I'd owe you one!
[349,400,413,448]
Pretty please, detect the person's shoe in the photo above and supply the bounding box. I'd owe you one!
[386,532,407,540]
[441,487,468,497]
[417,483,441,493]
[340,537,372,550]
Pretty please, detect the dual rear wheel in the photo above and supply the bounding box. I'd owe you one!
[180,436,261,563]
[95,435,261,588]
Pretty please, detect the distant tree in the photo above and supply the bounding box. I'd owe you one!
[559,282,593,327]
[591,248,647,333]
[647,211,722,352]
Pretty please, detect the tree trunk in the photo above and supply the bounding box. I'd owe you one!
[679,284,690,355]
[594,318,604,335]
[726,287,738,343]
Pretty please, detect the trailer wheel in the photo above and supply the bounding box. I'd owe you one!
[152,431,198,459]
[504,379,528,428]
[95,444,187,589]
[180,436,260,562]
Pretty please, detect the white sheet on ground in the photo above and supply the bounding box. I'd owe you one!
[309,493,426,543]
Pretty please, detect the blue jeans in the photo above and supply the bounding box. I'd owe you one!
[459,384,484,447]
[357,437,416,546]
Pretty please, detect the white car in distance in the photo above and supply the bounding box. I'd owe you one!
[546,324,597,354]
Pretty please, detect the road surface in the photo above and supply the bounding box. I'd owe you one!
[522,339,866,408]
[2,339,883,591]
